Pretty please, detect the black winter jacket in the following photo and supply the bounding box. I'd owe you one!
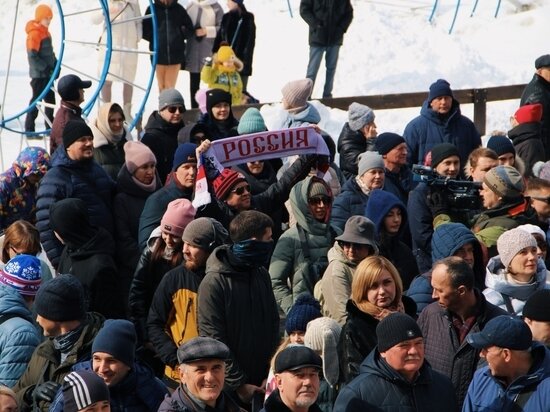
[520,74,550,160]
[417,291,508,408]
[299,0,353,47]
[198,245,279,389]
[262,390,323,412]
[196,111,239,141]
[333,349,458,412]
[508,121,545,177]
[336,123,375,180]
[93,132,127,181]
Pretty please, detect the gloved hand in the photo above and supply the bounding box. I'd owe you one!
[428,186,450,217]
[33,381,61,403]
[203,56,213,66]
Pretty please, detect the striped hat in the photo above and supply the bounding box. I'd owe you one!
[63,370,109,412]
[0,254,41,296]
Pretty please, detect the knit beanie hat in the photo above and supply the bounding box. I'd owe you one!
[535,54,550,69]
[497,227,537,269]
[173,143,198,171]
[237,108,267,135]
[34,274,86,321]
[206,89,232,114]
[515,104,543,124]
[428,79,453,102]
[160,199,196,237]
[195,89,208,114]
[308,180,330,199]
[517,223,546,240]
[213,169,246,200]
[35,4,53,21]
[281,79,313,111]
[532,161,550,180]
[357,151,384,176]
[92,319,136,367]
[375,132,405,155]
[428,143,460,168]
[159,88,185,111]
[348,103,375,132]
[124,141,156,174]
[49,198,96,249]
[483,165,524,199]
[0,254,42,296]
[182,217,229,251]
[523,289,550,321]
[376,312,423,353]
[63,370,109,412]
[304,317,341,387]
[487,135,515,157]
[285,294,322,334]
[63,120,93,149]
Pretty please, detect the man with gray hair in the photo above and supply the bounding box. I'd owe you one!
[418,256,506,407]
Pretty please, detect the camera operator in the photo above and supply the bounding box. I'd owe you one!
[408,143,464,272]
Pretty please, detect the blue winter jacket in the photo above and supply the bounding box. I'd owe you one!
[35,147,115,268]
[49,360,168,412]
[407,182,433,272]
[463,343,550,412]
[331,177,369,232]
[0,284,41,387]
[404,98,481,167]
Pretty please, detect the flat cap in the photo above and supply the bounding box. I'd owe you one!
[535,54,550,69]
[177,337,230,364]
[274,345,322,373]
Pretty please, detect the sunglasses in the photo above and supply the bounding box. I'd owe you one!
[338,241,372,251]
[308,196,332,206]
[231,184,251,195]
[166,105,185,114]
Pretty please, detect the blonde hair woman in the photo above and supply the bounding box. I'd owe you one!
[338,256,416,383]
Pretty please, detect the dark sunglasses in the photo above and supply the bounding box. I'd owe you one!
[308,196,332,206]
[338,241,373,251]
[166,105,185,114]
[231,184,251,195]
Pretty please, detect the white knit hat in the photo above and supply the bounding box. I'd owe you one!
[304,317,342,387]
[497,227,537,269]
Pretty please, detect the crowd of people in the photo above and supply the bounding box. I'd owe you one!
[2,1,550,412]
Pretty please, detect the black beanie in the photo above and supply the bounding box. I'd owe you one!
[206,88,232,114]
[429,143,460,168]
[375,132,406,155]
[428,79,453,102]
[92,319,137,367]
[376,313,422,353]
[523,289,550,322]
[49,198,97,249]
[34,274,86,321]
[63,120,93,149]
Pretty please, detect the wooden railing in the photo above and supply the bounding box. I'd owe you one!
[183,84,527,135]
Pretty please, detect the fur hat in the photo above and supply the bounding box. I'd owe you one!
[206,89,232,114]
[213,169,246,200]
[357,151,384,176]
[58,74,91,101]
[483,165,524,199]
[428,79,453,102]
[304,317,342,387]
[375,132,405,155]
[496,227,537,269]
[35,4,53,21]
[182,217,229,251]
[34,275,86,322]
[160,199,196,237]
[285,294,322,334]
[487,135,515,157]
[514,104,543,124]
[0,254,42,296]
[92,319,137,367]
[62,120,93,149]
[124,141,156,174]
[281,79,313,111]
[348,103,374,132]
[237,108,267,135]
[376,313,422,353]
[159,88,185,111]
[429,143,459,168]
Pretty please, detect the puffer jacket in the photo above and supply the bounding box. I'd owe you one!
[417,291,507,407]
[331,177,369,232]
[483,255,548,316]
[334,348,458,412]
[35,146,115,268]
[403,97,481,167]
[49,360,168,412]
[299,0,353,47]
[314,243,356,325]
[508,121,545,177]
[336,123,375,180]
[25,18,56,79]
[0,285,41,387]
[520,73,550,160]
[269,177,337,314]
[13,312,105,412]
[463,343,550,412]
[0,146,50,230]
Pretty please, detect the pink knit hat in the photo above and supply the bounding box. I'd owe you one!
[124,141,156,174]
[160,199,196,237]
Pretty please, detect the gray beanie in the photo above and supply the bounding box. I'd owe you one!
[348,103,374,131]
[159,88,185,111]
[497,228,537,269]
[304,317,342,387]
[357,151,384,176]
[182,217,229,252]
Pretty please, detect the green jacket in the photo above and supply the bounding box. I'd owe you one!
[13,312,104,412]
[269,176,338,313]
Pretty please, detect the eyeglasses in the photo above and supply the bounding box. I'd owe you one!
[231,184,251,195]
[166,105,185,114]
[308,196,332,206]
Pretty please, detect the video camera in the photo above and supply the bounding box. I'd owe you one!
[412,164,482,212]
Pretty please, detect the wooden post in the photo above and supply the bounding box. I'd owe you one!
[473,88,487,135]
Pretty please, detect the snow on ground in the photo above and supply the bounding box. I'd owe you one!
[0,0,547,169]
